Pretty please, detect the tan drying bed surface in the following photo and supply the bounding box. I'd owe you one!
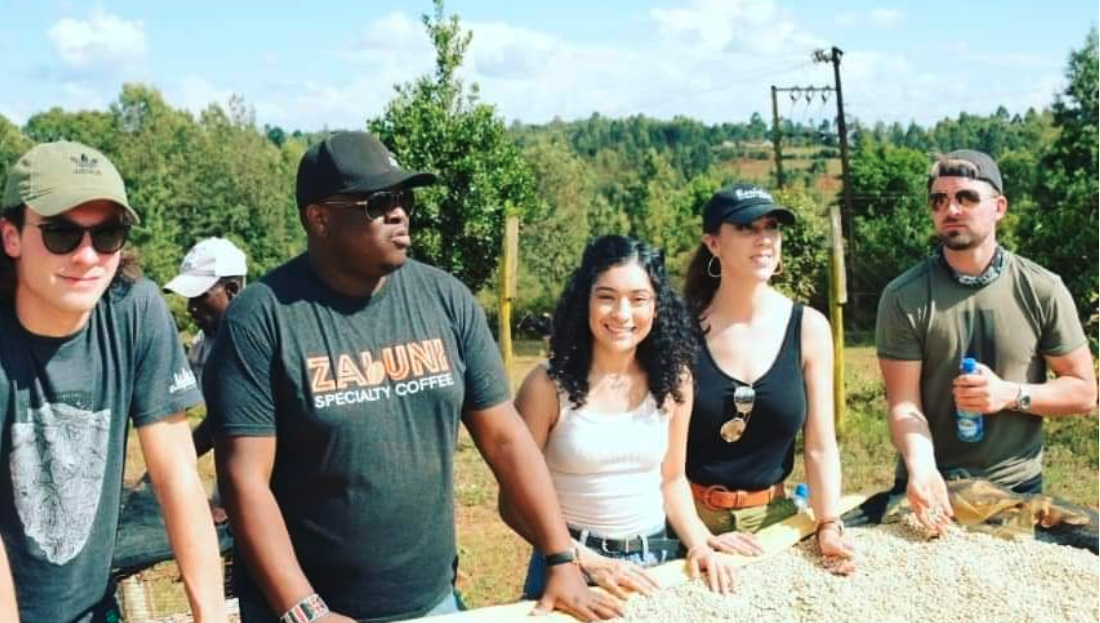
[421,494,868,622]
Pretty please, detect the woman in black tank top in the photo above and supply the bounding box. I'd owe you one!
[682,183,856,575]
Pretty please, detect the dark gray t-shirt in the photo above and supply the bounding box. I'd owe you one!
[206,255,509,622]
[0,278,202,623]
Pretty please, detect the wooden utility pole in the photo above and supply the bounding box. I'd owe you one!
[770,85,784,188]
[813,46,851,427]
[770,85,832,190]
[498,216,519,374]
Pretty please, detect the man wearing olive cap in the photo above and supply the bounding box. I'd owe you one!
[0,141,227,623]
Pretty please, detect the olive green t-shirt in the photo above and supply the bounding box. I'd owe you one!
[876,251,1086,487]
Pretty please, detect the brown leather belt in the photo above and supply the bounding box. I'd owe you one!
[691,482,786,511]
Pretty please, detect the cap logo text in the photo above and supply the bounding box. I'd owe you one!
[734,188,772,202]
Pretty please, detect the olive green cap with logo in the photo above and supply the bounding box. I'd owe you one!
[3,140,140,223]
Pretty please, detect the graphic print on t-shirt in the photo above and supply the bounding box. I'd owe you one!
[10,399,110,564]
[306,337,455,409]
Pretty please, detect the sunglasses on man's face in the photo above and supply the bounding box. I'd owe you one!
[321,190,415,221]
[928,189,997,212]
[35,220,132,255]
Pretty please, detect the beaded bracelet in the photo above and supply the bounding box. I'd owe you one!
[280,593,329,623]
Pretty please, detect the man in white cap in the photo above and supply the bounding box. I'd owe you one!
[165,238,247,465]
[0,141,227,623]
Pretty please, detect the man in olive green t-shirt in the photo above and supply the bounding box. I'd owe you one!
[875,149,1097,534]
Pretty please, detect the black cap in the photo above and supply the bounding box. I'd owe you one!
[702,183,796,233]
[934,149,1003,193]
[296,131,437,208]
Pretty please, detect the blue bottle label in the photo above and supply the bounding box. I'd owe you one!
[957,412,983,442]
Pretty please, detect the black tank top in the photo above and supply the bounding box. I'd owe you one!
[686,304,807,491]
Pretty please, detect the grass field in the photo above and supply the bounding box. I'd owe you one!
[125,340,1099,615]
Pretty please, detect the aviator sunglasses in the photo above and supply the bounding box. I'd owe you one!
[927,189,998,212]
[320,189,415,220]
[35,220,132,255]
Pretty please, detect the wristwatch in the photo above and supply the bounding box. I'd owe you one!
[1015,384,1032,412]
[544,546,580,567]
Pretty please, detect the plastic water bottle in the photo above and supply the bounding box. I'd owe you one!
[792,482,810,513]
[956,357,984,442]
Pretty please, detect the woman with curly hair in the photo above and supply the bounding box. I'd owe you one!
[682,183,856,575]
[501,235,739,603]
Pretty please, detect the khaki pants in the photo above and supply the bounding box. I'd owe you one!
[694,496,798,535]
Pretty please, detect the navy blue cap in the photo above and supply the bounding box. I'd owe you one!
[703,183,796,233]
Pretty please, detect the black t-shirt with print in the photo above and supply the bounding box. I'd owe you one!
[0,278,202,623]
[206,255,510,622]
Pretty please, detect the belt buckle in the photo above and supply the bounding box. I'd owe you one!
[703,484,730,511]
[599,538,614,554]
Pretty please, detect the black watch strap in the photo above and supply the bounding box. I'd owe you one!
[544,548,577,566]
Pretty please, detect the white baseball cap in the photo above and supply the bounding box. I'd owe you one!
[164,238,247,298]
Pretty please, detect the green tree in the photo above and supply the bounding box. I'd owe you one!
[1018,29,1099,320]
[369,0,537,292]
[624,149,681,250]
[771,187,829,307]
[23,108,118,152]
[0,115,32,183]
[519,136,593,296]
[108,84,202,283]
[847,137,933,327]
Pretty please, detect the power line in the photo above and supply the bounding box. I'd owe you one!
[601,57,818,118]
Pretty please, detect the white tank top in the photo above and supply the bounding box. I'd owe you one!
[543,390,669,538]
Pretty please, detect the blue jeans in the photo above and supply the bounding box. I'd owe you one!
[522,527,673,599]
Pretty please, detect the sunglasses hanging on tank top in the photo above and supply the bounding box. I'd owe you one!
[720,385,756,443]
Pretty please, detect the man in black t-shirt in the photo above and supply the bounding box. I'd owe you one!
[207,131,619,623]
[0,141,226,622]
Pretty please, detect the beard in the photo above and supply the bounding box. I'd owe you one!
[940,231,975,250]
[937,225,988,250]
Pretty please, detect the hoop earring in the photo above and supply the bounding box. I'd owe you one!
[773,258,783,277]
[706,256,721,279]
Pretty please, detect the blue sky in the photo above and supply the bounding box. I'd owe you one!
[1,1,1096,131]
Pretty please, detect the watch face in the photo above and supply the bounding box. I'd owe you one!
[1018,386,1032,411]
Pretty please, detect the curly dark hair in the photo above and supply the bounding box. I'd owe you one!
[548,235,698,411]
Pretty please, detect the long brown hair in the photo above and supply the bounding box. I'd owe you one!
[683,243,719,324]
[0,205,143,301]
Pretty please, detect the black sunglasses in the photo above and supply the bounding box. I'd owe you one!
[320,190,415,220]
[928,189,997,212]
[35,221,132,255]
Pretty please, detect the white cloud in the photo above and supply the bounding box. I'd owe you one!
[834,12,858,29]
[467,21,562,80]
[869,9,903,29]
[48,7,146,71]
[160,4,1068,131]
[833,8,902,30]
[650,0,822,55]
[344,11,434,69]
[172,76,235,116]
